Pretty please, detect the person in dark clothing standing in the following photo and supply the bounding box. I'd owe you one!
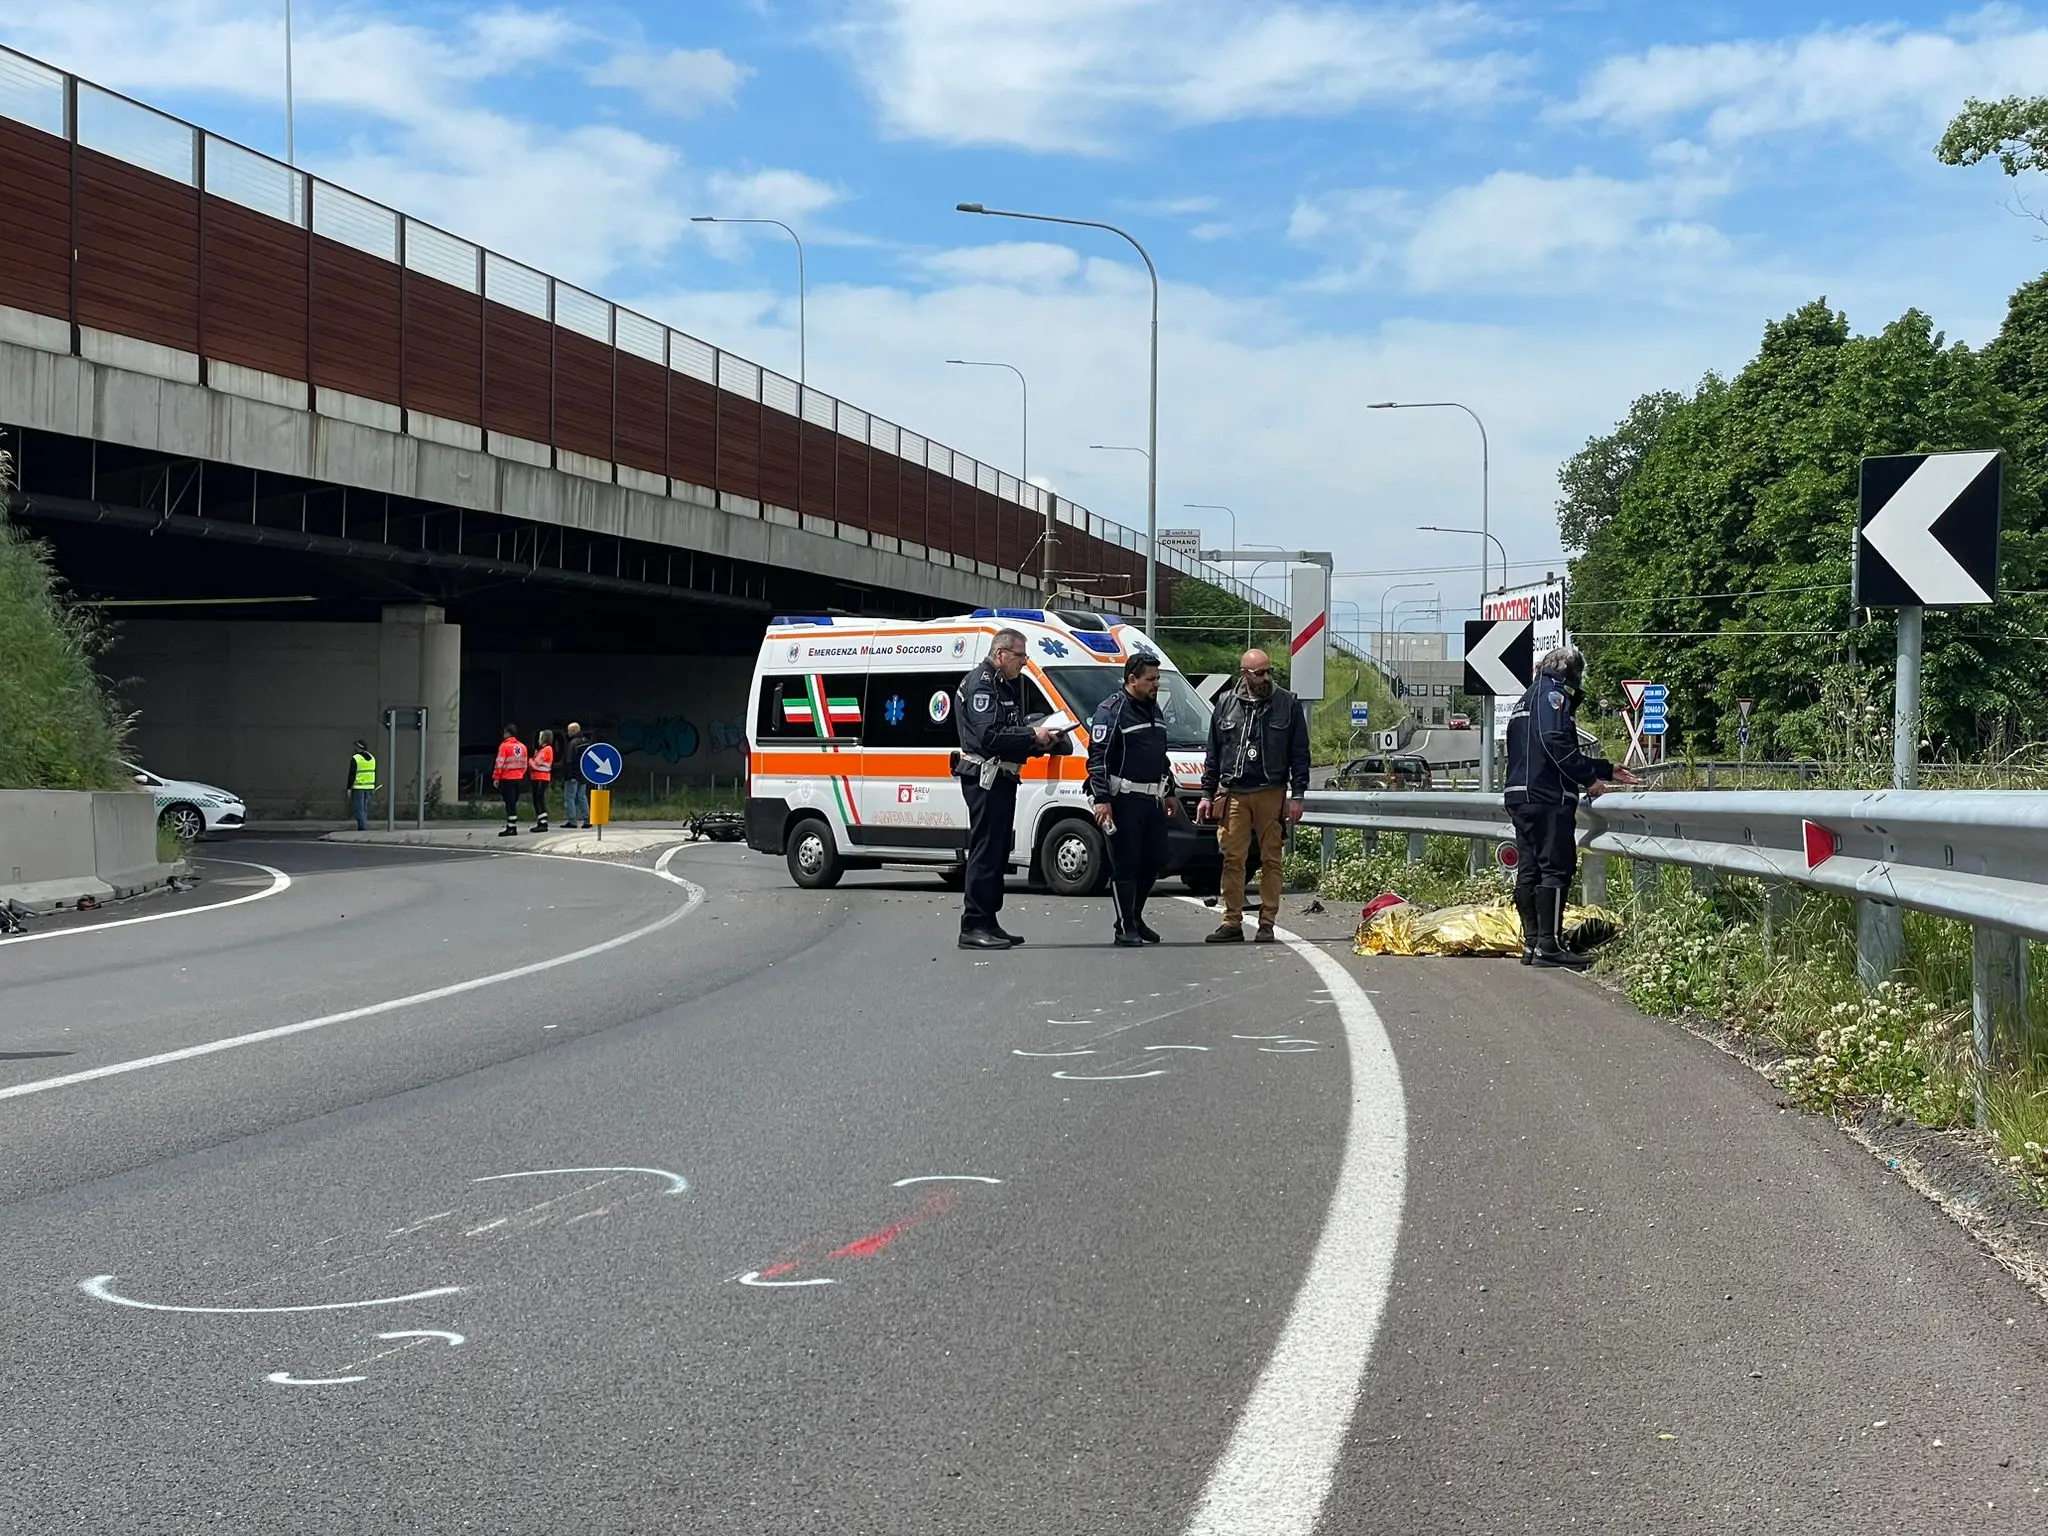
[1503,645,1635,968]
[953,629,1068,950]
[1198,648,1311,943]
[1087,652,1177,947]
[561,722,591,828]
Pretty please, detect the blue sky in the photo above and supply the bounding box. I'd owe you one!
[5,1,2047,634]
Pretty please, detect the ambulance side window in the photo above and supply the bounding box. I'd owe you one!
[862,672,960,749]
[756,674,867,741]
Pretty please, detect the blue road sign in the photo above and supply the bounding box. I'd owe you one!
[1640,682,1670,738]
[1738,721,1751,747]
[579,741,623,786]
[1349,700,1371,729]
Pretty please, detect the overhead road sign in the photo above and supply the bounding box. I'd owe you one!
[1461,619,1533,698]
[1855,449,2002,607]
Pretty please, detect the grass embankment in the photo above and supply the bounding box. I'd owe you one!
[0,443,127,791]
[1288,828,2048,1206]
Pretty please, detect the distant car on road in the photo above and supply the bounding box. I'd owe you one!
[123,761,246,840]
[1447,713,1472,730]
[1331,753,1433,791]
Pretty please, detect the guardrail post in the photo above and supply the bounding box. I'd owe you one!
[1760,882,1794,949]
[1362,829,1379,856]
[1319,826,1336,871]
[1971,925,2029,1131]
[1581,852,1608,907]
[1406,832,1425,864]
[1690,866,1717,896]
[1468,838,1486,878]
[1856,899,1904,988]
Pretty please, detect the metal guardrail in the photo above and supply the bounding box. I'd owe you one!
[1298,787,2046,1116]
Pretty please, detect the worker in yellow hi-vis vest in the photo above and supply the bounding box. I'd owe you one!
[347,738,377,831]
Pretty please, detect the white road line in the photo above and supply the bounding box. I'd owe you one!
[267,1372,367,1386]
[891,1175,1003,1187]
[471,1166,689,1196]
[736,1271,835,1288]
[1179,905,1409,1536]
[0,859,291,945]
[80,1274,463,1314]
[1,849,703,1103]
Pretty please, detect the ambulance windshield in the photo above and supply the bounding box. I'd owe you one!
[1045,666,1213,750]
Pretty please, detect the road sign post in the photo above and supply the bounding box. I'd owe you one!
[579,741,623,843]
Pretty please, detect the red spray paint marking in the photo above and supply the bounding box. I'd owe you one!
[827,1190,957,1261]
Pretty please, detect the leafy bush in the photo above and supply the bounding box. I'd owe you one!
[0,442,127,789]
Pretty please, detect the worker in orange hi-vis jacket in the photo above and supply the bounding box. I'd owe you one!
[528,729,555,834]
[492,725,528,838]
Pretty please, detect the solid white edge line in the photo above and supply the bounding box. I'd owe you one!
[1,850,704,1103]
[1,858,292,945]
[1178,904,1409,1536]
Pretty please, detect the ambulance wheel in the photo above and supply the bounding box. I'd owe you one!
[785,816,844,889]
[1039,817,1108,898]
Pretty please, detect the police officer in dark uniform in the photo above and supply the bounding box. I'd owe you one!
[954,628,1068,950]
[1087,651,1177,947]
[1504,644,1634,968]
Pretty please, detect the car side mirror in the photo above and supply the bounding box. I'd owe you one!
[133,773,151,785]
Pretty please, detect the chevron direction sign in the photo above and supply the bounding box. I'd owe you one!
[1462,618,1534,697]
[1855,449,2002,607]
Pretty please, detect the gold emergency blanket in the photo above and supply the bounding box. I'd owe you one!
[1356,899,1624,957]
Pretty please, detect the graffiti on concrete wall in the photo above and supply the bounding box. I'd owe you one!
[606,715,748,763]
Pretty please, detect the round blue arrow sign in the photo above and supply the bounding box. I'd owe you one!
[578,742,623,786]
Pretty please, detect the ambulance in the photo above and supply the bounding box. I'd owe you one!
[744,609,1225,896]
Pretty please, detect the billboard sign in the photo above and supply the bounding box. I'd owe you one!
[1480,578,1567,735]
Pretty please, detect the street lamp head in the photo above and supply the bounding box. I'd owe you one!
[956,202,986,213]
[1367,401,1399,409]
[690,215,718,223]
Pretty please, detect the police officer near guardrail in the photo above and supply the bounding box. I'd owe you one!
[954,628,1069,950]
[346,738,377,831]
[1504,645,1636,968]
[1088,651,1178,948]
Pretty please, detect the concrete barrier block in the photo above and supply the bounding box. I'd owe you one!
[0,789,96,885]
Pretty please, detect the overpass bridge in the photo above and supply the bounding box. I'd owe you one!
[0,45,1283,812]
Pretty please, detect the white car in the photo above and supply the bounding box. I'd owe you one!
[124,761,247,840]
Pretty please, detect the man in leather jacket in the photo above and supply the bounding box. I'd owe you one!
[1198,648,1310,943]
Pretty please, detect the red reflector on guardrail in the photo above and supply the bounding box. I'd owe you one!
[1803,819,1836,869]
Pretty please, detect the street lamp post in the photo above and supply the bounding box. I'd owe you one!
[1372,400,1493,787]
[1416,525,1508,595]
[1183,502,1237,570]
[960,202,1159,635]
[949,358,1046,596]
[284,0,296,166]
[1379,580,1436,654]
[691,216,807,386]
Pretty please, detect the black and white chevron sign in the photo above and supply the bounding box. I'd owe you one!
[1462,619,1533,698]
[1855,450,2002,607]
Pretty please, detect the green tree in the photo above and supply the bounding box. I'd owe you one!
[1556,389,1684,552]
[1937,96,2048,177]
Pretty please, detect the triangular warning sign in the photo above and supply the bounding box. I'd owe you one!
[1622,680,1649,710]
[1802,819,1836,870]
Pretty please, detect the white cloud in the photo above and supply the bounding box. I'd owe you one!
[703,167,846,222]
[1560,11,2048,147]
[588,46,751,116]
[918,241,1084,288]
[831,0,1523,153]
[1289,171,1733,295]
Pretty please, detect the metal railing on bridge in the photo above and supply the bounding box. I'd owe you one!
[0,44,1280,622]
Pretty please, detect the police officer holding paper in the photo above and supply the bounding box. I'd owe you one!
[954,629,1069,950]
[1087,652,1176,947]
[1504,644,1636,968]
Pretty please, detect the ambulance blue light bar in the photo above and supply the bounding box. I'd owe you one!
[969,608,1047,622]
[771,615,835,625]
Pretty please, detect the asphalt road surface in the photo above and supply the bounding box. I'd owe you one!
[2,836,2044,1533]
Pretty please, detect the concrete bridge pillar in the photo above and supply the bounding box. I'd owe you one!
[378,605,461,807]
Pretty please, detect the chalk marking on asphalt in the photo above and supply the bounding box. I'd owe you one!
[1050,1068,1168,1081]
[1259,1045,1323,1053]
[266,1372,367,1386]
[1144,1045,1209,1051]
[377,1329,464,1346]
[1012,1048,1095,1057]
[1177,904,1409,1536]
[1232,1033,1293,1040]
[1,849,704,1102]
[471,1166,688,1196]
[891,1176,1003,1187]
[737,1271,835,1287]
[80,1274,462,1314]
[0,859,290,946]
